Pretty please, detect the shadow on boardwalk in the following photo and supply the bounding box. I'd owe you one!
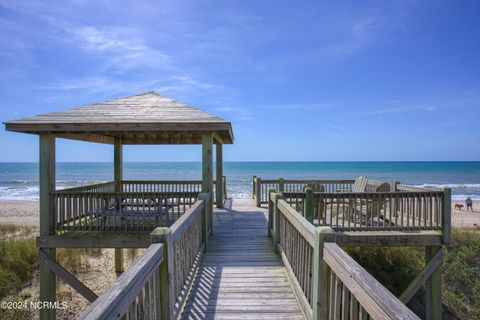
[182,199,304,320]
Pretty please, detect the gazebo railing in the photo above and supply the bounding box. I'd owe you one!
[122,178,227,201]
[282,191,446,231]
[51,179,226,232]
[52,191,199,232]
[253,176,355,205]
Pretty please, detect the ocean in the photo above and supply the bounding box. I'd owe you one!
[0,162,479,201]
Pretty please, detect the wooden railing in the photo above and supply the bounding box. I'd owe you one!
[122,177,227,202]
[167,198,205,317]
[80,195,209,320]
[270,192,420,320]
[253,176,355,206]
[51,179,225,232]
[51,191,199,232]
[282,190,447,231]
[79,242,165,319]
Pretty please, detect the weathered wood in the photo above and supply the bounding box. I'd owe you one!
[442,187,451,244]
[151,228,175,320]
[39,135,56,320]
[323,242,419,319]
[334,230,443,247]
[400,249,443,303]
[114,138,124,274]
[39,249,98,303]
[36,233,151,248]
[202,134,213,234]
[256,177,262,207]
[5,92,234,144]
[304,187,313,223]
[312,227,334,320]
[273,193,284,252]
[277,199,316,246]
[79,243,164,319]
[425,246,442,320]
[216,143,223,208]
[182,201,304,319]
[278,244,312,319]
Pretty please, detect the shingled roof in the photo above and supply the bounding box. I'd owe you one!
[4,92,234,144]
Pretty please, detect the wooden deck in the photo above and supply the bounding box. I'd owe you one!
[181,199,305,319]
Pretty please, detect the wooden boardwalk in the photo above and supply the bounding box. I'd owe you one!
[182,199,305,320]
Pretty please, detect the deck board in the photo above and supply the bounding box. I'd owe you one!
[181,199,305,319]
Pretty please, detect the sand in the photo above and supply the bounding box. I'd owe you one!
[0,200,39,226]
[1,199,479,228]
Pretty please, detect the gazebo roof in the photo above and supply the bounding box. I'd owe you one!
[4,91,233,144]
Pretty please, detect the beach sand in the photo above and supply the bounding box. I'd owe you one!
[1,199,479,228]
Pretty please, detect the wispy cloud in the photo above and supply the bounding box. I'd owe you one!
[70,26,170,71]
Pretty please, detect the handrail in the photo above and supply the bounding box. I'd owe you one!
[324,242,420,319]
[270,191,421,319]
[282,190,446,232]
[170,200,205,243]
[79,243,164,319]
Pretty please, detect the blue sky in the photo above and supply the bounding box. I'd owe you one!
[0,0,479,162]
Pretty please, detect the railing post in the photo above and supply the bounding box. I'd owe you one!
[312,227,334,320]
[256,177,262,207]
[151,227,174,320]
[304,187,313,223]
[279,177,285,192]
[425,246,443,320]
[252,176,257,199]
[223,176,227,200]
[442,187,451,244]
[272,193,283,252]
[267,188,276,237]
[198,192,210,250]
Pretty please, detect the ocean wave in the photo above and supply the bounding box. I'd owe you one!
[415,183,480,189]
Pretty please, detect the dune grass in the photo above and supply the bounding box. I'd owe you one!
[0,230,38,299]
[346,228,480,319]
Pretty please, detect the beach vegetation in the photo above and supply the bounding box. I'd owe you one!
[347,228,480,319]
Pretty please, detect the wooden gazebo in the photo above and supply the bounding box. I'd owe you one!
[4,91,233,319]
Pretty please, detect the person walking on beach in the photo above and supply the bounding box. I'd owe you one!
[465,197,473,212]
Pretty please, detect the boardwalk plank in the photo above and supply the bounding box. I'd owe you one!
[181,199,305,320]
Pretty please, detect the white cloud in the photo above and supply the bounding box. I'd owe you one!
[424,106,436,112]
[70,26,170,70]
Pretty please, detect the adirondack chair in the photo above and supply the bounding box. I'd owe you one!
[345,182,391,226]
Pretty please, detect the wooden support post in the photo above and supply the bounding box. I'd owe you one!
[252,176,257,199]
[151,228,174,320]
[267,188,276,237]
[425,246,442,320]
[202,134,213,235]
[39,135,56,320]
[215,143,223,208]
[304,187,313,223]
[255,177,262,207]
[279,177,285,192]
[114,137,124,274]
[442,187,451,244]
[272,193,283,252]
[223,176,227,200]
[312,227,334,320]
[198,192,210,251]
